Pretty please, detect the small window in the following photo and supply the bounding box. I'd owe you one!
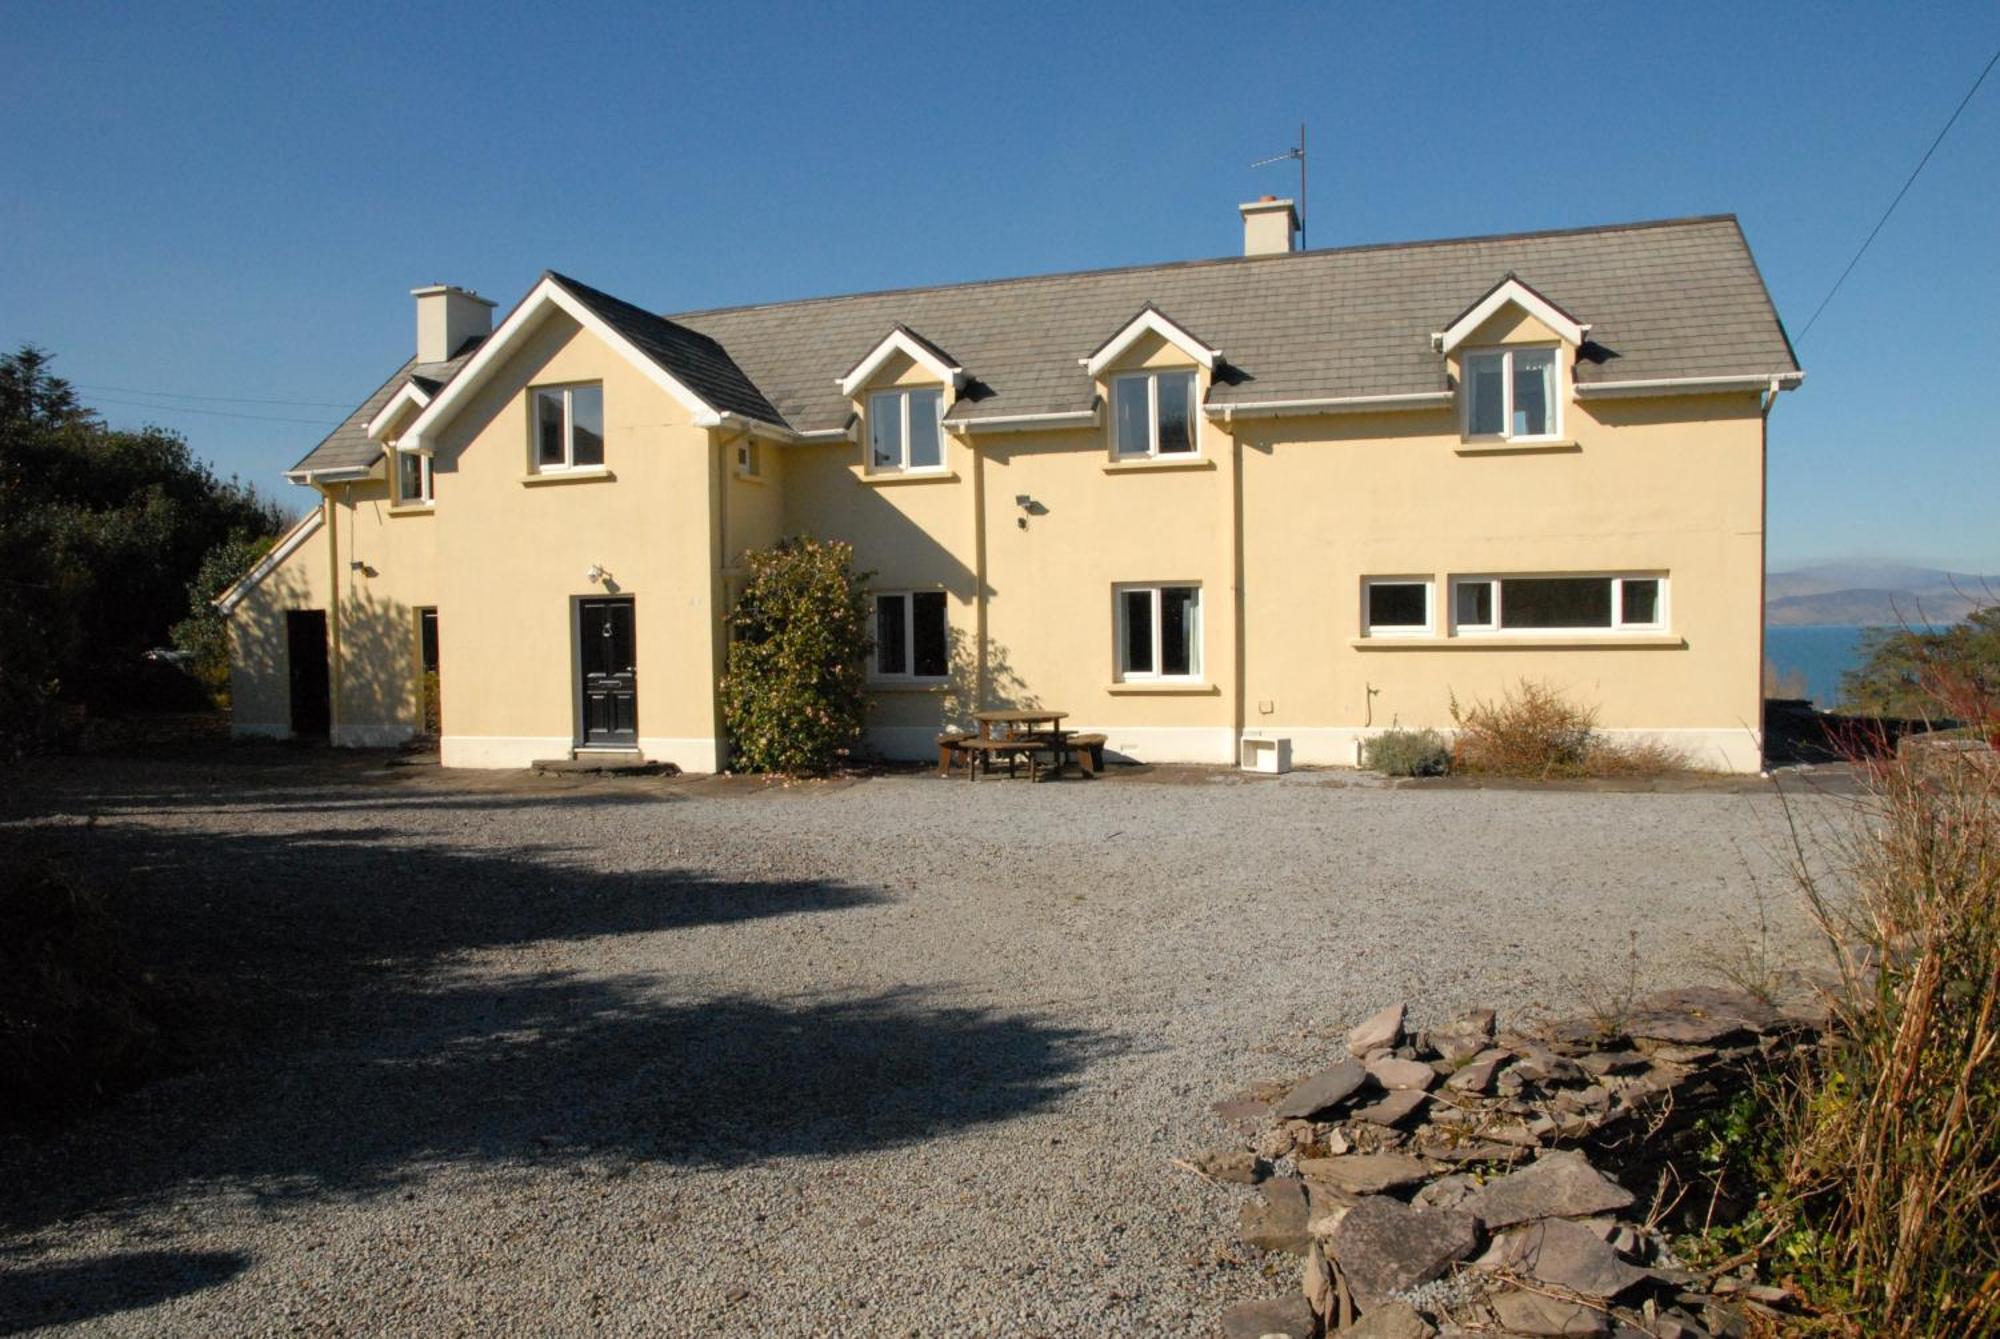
[395,449,432,504]
[1450,575,1668,633]
[736,438,761,478]
[873,591,948,679]
[1463,347,1559,441]
[1111,370,1198,459]
[1364,579,1433,636]
[533,384,605,471]
[1116,584,1202,679]
[868,388,945,473]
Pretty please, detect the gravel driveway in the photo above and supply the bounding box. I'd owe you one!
[0,752,1848,1336]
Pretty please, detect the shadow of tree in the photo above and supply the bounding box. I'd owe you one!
[0,1250,251,1335]
[0,754,1107,1234]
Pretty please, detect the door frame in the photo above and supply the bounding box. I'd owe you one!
[571,593,638,749]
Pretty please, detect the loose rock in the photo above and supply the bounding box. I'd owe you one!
[1347,1298,1437,1338]
[1443,1048,1511,1094]
[1349,1087,1429,1127]
[1325,1195,1479,1311]
[1480,1216,1648,1299]
[1462,1150,1635,1228]
[1347,1003,1407,1056]
[1489,1288,1609,1336]
[1239,1176,1312,1255]
[1219,1293,1319,1339]
[1367,1056,1438,1091]
[1298,1152,1432,1196]
[1273,1059,1369,1120]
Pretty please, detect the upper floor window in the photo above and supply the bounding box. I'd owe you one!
[395,449,432,505]
[1112,370,1198,459]
[735,437,761,478]
[869,388,944,473]
[1116,583,1202,680]
[1451,574,1666,633]
[1463,347,1558,441]
[533,383,605,471]
[874,590,948,680]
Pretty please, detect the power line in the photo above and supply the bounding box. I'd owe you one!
[1797,42,2000,342]
[89,395,344,427]
[75,382,357,409]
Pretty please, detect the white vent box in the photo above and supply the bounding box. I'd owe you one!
[1239,736,1292,774]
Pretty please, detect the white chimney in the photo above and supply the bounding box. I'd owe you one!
[412,284,495,364]
[1239,196,1300,257]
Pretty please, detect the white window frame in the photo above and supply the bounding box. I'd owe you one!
[867,387,946,475]
[1461,345,1562,443]
[735,437,761,478]
[393,447,433,505]
[1110,369,1200,460]
[870,589,949,682]
[1449,574,1670,635]
[1362,577,1435,637]
[532,382,605,473]
[1113,582,1204,682]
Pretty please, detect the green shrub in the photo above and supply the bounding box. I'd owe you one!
[719,537,873,775]
[1361,727,1451,776]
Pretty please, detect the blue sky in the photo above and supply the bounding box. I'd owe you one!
[4,2,1996,571]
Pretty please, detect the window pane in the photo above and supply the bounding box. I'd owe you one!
[1114,377,1151,456]
[1467,355,1505,435]
[1501,577,1612,629]
[398,451,425,502]
[912,592,947,677]
[906,390,942,470]
[875,595,907,675]
[418,608,439,671]
[1368,582,1429,629]
[870,392,903,469]
[536,390,566,465]
[1161,585,1199,675]
[1121,589,1154,673]
[1155,373,1196,454]
[1621,579,1661,625]
[1512,350,1553,436]
[1455,581,1493,628]
[569,386,604,466]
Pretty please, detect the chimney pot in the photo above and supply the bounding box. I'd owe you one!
[1238,197,1300,257]
[411,284,496,364]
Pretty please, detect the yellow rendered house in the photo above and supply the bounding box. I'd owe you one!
[216,202,1801,773]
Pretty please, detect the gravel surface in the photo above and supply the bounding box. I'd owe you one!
[0,752,1849,1336]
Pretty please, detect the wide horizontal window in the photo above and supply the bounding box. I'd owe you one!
[1364,579,1433,636]
[874,591,948,679]
[869,388,944,473]
[1451,575,1666,633]
[1112,370,1198,459]
[1117,583,1201,679]
[1463,347,1559,441]
[533,383,604,471]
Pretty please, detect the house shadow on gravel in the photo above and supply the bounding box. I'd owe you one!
[0,1250,250,1336]
[0,753,1107,1252]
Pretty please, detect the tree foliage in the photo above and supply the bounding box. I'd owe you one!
[1840,607,2000,719]
[0,345,289,749]
[719,537,873,775]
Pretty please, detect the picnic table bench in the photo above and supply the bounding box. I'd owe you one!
[937,711,1106,781]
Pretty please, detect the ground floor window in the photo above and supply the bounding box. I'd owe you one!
[1451,574,1666,632]
[416,607,440,735]
[874,591,948,679]
[1364,578,1434,636]
[1116,583,1201,679]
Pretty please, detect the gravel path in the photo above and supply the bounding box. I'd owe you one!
[0,753,1848,1336]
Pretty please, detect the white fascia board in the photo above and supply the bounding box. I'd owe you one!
[692,409,800,443]
[399,276,721,453]
[1575,371,1804,398]
[364,381,433,442]
[948,407,1100,434]
[1436,277,1587,355]
[1082,309,1219,378]
[282,464,373,485]
[1207,390,1453,419]
[837,329,964,397]
[212,507,326,614]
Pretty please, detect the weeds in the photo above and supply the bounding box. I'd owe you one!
[1448,679,1693,779]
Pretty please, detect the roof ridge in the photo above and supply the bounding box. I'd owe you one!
[661,214,1743,322]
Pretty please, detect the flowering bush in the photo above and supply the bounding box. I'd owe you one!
[720,537,873,775]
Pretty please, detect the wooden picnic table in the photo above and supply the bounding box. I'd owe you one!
[971,709,1068,742]
[945,709,1102,782]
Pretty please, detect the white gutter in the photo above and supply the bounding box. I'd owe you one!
[694,410,800,442]
[946,408,1101,435]
[212,507,327,615]
[1206,390,1453,420]
[1575,371,1804,399]
[282,464,373,485]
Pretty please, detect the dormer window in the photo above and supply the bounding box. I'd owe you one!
[533,383,604,471]
[1463,347,1558,441]
[868,388,944,473]
[1112,370,1198,459]
[395,448,432,505]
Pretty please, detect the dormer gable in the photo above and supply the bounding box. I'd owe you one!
[1082,305,1219,378]
[1433,275,1588,355]
[365,380,433,444]
[838,326,963,397]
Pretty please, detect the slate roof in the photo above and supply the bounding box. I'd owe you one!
[291,214,1796,474]
[288,343,483,476]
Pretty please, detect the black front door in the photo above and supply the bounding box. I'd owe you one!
[578,598,637,747]
[286,610,330,738]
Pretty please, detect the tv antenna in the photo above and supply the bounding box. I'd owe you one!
[1251,122,1307,249]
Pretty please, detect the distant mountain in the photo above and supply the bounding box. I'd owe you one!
[1766,563,2000,627]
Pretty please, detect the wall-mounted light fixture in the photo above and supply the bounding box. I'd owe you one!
[585,564,607,585]
[1014,494,1046,529]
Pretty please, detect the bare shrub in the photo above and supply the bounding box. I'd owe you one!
[1448,678,1690,779]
